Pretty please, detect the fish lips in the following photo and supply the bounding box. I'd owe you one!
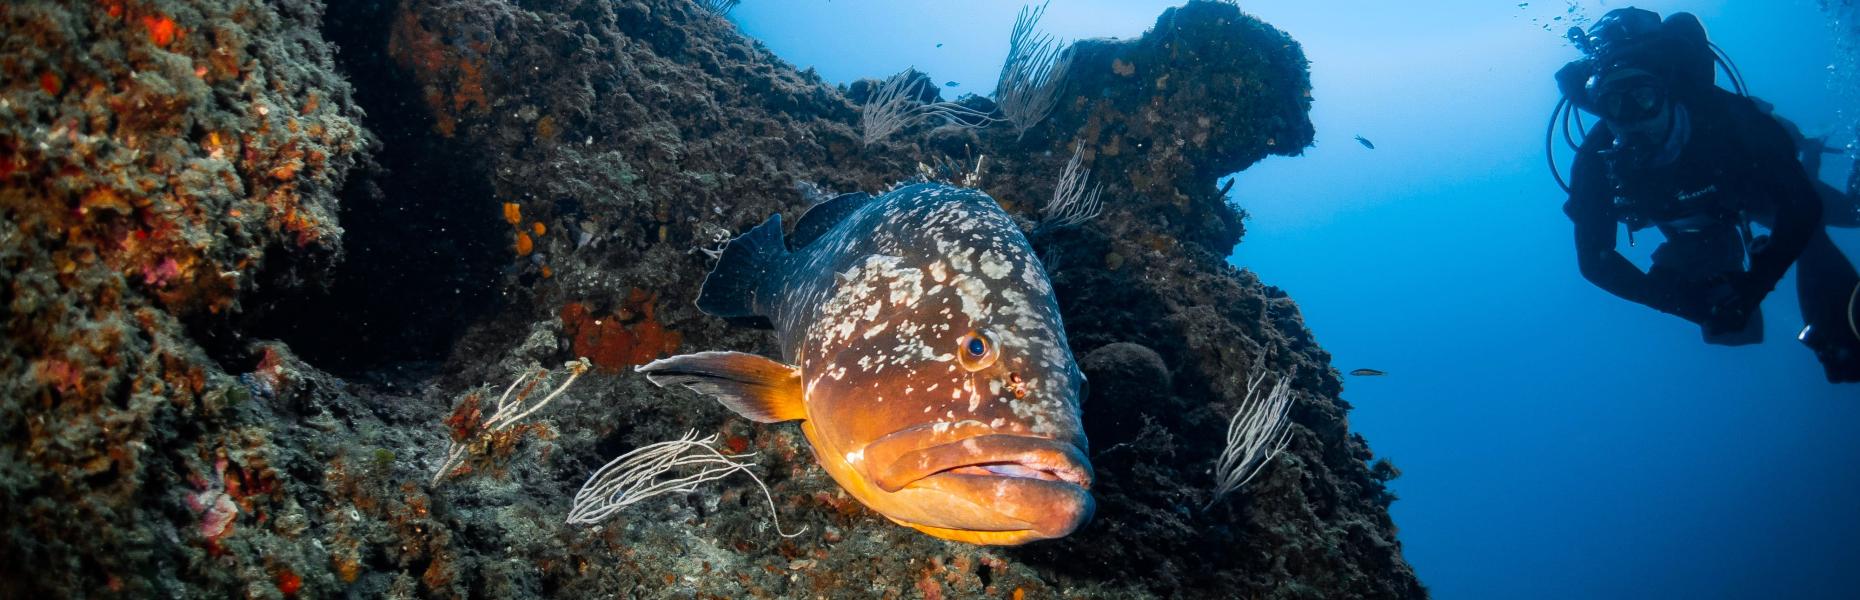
[864,432,1095,539]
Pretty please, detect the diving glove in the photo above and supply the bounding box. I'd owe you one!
[1702,272,1770,335]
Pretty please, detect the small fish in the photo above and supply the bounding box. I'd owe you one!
[1354,135,1375,150]
[640,183,1092,546]
[935,43,944,48]
[944,81,959,87]
[1350,368,1387,377]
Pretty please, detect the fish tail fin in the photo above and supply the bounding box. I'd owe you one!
[696,214,788,328]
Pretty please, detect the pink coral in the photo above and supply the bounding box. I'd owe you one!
[142,258,182,288]
[187,490,238,539]
[184,457,239,542]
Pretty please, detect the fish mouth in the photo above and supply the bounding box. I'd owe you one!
[942,463,1078,481]
[893,437,1092,491]
[865,432,1093,493]
[859,430,1095,540]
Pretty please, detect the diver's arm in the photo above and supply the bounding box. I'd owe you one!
[1571,207,1693,315]
[1739,104,1824,296]
[1564,146,1706,320]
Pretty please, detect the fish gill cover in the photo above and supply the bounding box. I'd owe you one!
[0,0,1419,597]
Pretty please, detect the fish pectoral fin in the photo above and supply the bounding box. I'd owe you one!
[636,351,807,423]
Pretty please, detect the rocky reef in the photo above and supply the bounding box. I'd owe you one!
[1,0,369,594]
[0,0,1423,597]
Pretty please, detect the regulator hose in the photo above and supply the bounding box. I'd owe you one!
[1848,281,1859,342]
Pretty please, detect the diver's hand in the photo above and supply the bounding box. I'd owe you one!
[1703,273,1768,334]
[1647,268,1716,325]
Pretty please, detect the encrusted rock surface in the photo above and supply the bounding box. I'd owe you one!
[1,0,368,595]
[0,0,1423,597]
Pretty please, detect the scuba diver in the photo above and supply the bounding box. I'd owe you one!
[1551,8,1860,383]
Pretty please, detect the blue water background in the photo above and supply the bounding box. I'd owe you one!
[734,2,1860,598]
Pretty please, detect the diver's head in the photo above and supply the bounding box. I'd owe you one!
[1580,8,1665,64]
[1588,66,1670,130]
[1591,66,1688,166]
[1557,8,1713,116]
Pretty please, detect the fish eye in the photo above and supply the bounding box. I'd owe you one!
[957,330,998,371]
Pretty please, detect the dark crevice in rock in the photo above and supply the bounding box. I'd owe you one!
[240,0,509,373]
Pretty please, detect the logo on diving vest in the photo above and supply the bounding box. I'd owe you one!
[1675,185,1719,203]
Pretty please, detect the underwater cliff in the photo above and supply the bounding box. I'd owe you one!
[0,0,1422,597]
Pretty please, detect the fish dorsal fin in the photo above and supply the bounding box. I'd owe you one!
[790,192,873,250]
[636,351,807,423]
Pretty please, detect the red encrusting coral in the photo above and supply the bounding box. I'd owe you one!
[388,6,493,138]
[442,392,485,444]
[560,289,684,373]
[273,569,302,597]
[140,15,178,47]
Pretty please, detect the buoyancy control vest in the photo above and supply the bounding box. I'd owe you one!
[1600,92,1774,266]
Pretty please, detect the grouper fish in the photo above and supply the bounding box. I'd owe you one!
[638,183,1093,545]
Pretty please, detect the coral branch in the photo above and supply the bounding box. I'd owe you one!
[432,358,592,485]
[995,1,1073,140]
[567,430,804,537]
[1041,143,1104,229]
[860,71,997,147]
[698,0,741,15]
[1206,365,1295,509]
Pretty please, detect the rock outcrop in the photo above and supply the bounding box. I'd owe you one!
[1,0,368,594]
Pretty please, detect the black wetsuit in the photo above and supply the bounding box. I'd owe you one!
[1564,86,1860,380]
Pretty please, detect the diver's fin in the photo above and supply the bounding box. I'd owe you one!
[790,192,872,249]
[696,214,788,328]
[636,351,807,423]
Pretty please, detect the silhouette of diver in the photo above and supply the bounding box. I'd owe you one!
[1551,8,1860,383]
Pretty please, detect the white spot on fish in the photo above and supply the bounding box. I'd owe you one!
[863,322,890,339]
[978,250,1011,279]
[953,275,991,320]
[948,247,975,273]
